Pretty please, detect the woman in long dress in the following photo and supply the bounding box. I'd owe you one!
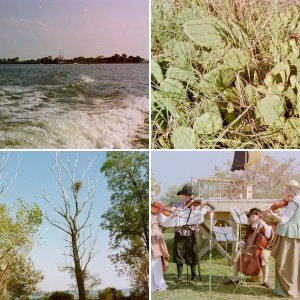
[266,179,300,298]
[151,185,169,291]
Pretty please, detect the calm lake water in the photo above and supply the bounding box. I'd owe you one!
[0,64,148,149]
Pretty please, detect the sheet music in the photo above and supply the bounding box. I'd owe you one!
[229,207,248,224]
[213,226,236,242]
[175,208,206,226]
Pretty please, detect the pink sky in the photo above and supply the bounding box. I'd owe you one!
[0,0,149,59]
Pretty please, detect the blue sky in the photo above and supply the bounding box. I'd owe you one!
[0,0,149,60]
[1,151,130,291]
[152,150,300,197]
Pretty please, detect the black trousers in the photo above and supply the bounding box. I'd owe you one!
[173,231,198,266]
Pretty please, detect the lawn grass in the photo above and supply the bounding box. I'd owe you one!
[152,231,280,300]
[152,0,300,149]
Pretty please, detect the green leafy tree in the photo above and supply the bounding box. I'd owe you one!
[100,152,148,296]
[6,255,43,298]
[0,200,42,300]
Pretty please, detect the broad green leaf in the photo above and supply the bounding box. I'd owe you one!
[194,104,223,135]
[171,127,198,149]
[151,60,164,84]
[267,83,286,96]
[159,78,186,98]
[152,91,180,118]
[284,87,297,108]
[284,117,300,146]
[183,18,226,49]
[163,40,196,59]
[199,68,236,94]
[222,87,239,103]
[224,48,252,71]
[294,85,300,116]
[256,95,285,126]
[245,84,259,105]
[166,66,198,87]
[270,61,290,83]
[264,72,275,87]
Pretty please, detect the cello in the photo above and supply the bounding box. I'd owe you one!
[237,217,268,276]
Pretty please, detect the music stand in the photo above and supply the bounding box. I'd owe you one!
[213,226,236,290]
[229,208,256,295]
[176,209,206,227]
[208,206,214,298]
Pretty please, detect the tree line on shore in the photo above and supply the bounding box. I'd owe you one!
[0,53,148,64]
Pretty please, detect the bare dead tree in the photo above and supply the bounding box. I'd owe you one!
[0,152,18,199]
[43,153,99,300]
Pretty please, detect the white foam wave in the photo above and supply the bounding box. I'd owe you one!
[0,90,148,148]
[80,75,96,83]
[39,96,148,149]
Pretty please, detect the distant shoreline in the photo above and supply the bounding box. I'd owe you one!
[0,53,149,65]
[0,62,149,65]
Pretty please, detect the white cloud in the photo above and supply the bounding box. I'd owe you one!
[84,7,89,12]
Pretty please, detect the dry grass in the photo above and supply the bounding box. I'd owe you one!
[151,0,300,149]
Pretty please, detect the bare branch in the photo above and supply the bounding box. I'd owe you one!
[43,152,99,300]
[44,213,71,236]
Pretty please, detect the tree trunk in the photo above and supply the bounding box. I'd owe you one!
[139,193,149,251]
[71,233,86,300]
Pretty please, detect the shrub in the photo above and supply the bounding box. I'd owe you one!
[48,291,74,300]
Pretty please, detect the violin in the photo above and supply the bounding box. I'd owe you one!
[237,217,267,276]
[268,196,292,211]
[185,199,202,208]
[185,198,215,211]
[151,201,174,217]
[261,196,292,227]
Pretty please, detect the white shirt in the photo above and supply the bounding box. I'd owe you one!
[251,223,272,239]
[280,201,299,224]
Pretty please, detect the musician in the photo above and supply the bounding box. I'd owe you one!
[266,180,300,298]
[151,185,169,291]
[173,185,206,283]
[227,207,274,288]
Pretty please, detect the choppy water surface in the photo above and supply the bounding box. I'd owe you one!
[0,64,148,149]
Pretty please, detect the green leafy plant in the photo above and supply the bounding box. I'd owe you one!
[152,0,300,149]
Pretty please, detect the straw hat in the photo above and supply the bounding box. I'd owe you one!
[151,185,161,196]
[286,179,300,190]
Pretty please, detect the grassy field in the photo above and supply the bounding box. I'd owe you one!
[152,231,280,300]
[152,0,300,149]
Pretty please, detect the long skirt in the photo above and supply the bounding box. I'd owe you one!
[151,234,169,259]
[151,257,168,291]
[272,235,300,298]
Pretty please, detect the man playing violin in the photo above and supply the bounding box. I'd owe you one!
[226,208,274,288]
[173,184,207,283]
[266,180,300,298]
